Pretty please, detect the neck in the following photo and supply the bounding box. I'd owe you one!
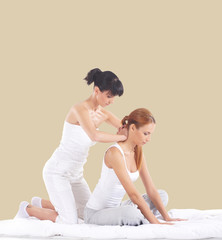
[86,94,99,111]
[118,137,136,152]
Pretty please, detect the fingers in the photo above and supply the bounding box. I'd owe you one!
[174,218,188,221]
[161,222,174,225]
[167,218,188,222]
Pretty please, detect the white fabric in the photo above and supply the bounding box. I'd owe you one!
[52,121,96,166]
[84,191,168,225]
[14,201,29,219]
[1,209,222,239]
[42,121,96,224]
[87,143,139,210]
[31,196,42,208]
[43,174,91,224]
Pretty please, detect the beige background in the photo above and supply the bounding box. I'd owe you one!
[0,0,222,220]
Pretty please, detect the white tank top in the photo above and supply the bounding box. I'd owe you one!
[86,143,139,210]
[51,121,96,165]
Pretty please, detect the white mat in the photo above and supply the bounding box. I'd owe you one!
[1,209,222,239]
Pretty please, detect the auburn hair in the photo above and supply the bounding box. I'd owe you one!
[121,108,156,170]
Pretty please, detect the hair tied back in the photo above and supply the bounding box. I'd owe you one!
[122,116,129,126]
[84,68,102,85]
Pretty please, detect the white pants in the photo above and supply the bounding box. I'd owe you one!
[43,157,91,224]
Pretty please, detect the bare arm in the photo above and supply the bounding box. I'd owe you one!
[102,108,122,129]
[140,155,186,222]
[73,105,126,143]
[105,148,160,224]
[139,154,170,220]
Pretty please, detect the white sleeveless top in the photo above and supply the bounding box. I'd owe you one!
[51,121,97,165]
[86,143,139,210]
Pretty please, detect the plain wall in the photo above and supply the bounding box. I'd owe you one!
[0,0,222,220]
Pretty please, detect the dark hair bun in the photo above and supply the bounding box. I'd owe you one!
[83,68,124,97]
[84,68,102,85]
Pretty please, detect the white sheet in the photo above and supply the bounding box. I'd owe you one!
[0,209,222,239]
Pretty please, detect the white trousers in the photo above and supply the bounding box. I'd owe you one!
[42,157,91,224]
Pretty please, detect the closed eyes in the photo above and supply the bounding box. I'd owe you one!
[144,132,150,136]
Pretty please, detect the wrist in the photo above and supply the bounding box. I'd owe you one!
[119,135,126,141]
[151,219,160,224]
[163,215,171,221]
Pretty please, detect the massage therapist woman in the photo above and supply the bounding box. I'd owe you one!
[15,68,126,224]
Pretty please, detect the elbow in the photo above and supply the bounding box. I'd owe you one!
[90,131,99,142]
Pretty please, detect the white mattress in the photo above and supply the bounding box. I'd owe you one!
[0,209,222,239]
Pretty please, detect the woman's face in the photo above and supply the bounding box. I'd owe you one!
[131,122,156,146]
[96,88,115,107]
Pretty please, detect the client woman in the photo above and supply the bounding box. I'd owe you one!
[84,108,185,225]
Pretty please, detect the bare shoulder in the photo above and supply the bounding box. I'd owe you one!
[99,106,110,115]
[105,146,124,168]
[100,106,116,120]
[106,146,122,157]
[99,105,106,112]
[71,102,88,113]
[65,102,88,124]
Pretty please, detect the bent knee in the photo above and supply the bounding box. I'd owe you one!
[120,206,145,226]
